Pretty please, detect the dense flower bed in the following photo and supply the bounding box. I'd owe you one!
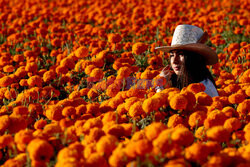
[0,0,249,166]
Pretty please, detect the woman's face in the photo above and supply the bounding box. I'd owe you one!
[170,50,185,76]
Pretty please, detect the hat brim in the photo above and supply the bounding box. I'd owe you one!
[155,43,218,65]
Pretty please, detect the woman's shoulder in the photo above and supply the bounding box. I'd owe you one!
[200,78,219,97]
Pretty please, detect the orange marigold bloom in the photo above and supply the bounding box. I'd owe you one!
[228,93,245,104]
[4,88,17,100]
[167,114,184,128]
[221,106,236,117]
[223,117,242,132]
[85,152,108,167]
[153,128,174,154]
[87,88,99,100]
[194,126,206,140]
[195,92,213,106]
[74,46,89,58]
[34,119,47,130]
[185,142,210,164]
[8,114,27,134]
[186,83,206,94]
[43,70,56,83]
[144,122,167,141]
[60,57,75,69]
[96,134,118,157]
[14,129,34,152]
[62,106,76,117]
[142,97,160,114]
[106,83,120,97]
[171,127,194,146]
[85,64,96,75]
[27,138,54,161]
[0,134,14,149]
[0,76,13,87]
[27,75,43,87]
[206,126,230,142]
[237,99,250,117]
[109,146,127,167]
[51,38,61,47]
[89,68,104,81]
[188,111,206,129]
[13,106,29,115]
[108,33,122,43]
[45,105,63,121]
[3,65,15,73]
[25,62,38,73]
[132,42,148,55]
[179,90,195,111]
[169,93,188,111]
[86,103,100,116]
[116,66,132,80]
[128,101,144,118]
[204,110,227,128]
[0,115,10,134]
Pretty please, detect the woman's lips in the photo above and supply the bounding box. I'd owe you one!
[173,66,180,71]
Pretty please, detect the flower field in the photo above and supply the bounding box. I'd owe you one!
[0,0,249,166]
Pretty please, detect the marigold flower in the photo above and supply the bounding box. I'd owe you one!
[25,62,38,73]
[43,70,56,83]
[228,93,245,104]
[45,105,63,121]
[186,83,206,94]
[86,103,100,116]
[4,88,17,100]
[74,46,89,58]
[8,115,27,134]
[89,68,104,81]
[132,42,148,55]
[3,65,15,73]
[109,147,127,167]
[96,134,118,157]
[195,92,213,106]
[108,33,122,43]
[185,142,209,164]
[204,110,227,128]
[0,134,14,149]
[116,66,132,80]
[0,76,13,87]
[171,127,194,146]
[86,152,109,167]
[128,101,144,118]
[27,138,54,161]
[27,75,43,87]
[221,106,236,117]
[144,122,167,141]
[223,117,242,132]
[169,93,188,111]
[13,106,29,115]
[194,126,206,140]
[0,115,10,134]
[106,83,120,97]
[153,128,174,154]
[167,114,184,128]
[34,119,47,130]
[237,99,250,117]
[62,106,76,118]
[206,126,230,142]
[188,111,206,128]
[142,97,160,114]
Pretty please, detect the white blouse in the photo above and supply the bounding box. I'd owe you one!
[156,78,219,97]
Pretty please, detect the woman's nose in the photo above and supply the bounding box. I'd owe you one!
[173,54,180,64]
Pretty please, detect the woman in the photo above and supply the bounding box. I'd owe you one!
[155,24,219,97]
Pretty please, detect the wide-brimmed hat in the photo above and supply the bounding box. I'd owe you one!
[155,24,218,65]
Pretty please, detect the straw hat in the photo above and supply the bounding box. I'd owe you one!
[155,24,218,65]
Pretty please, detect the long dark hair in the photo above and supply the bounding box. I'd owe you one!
[170,50,216,89]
